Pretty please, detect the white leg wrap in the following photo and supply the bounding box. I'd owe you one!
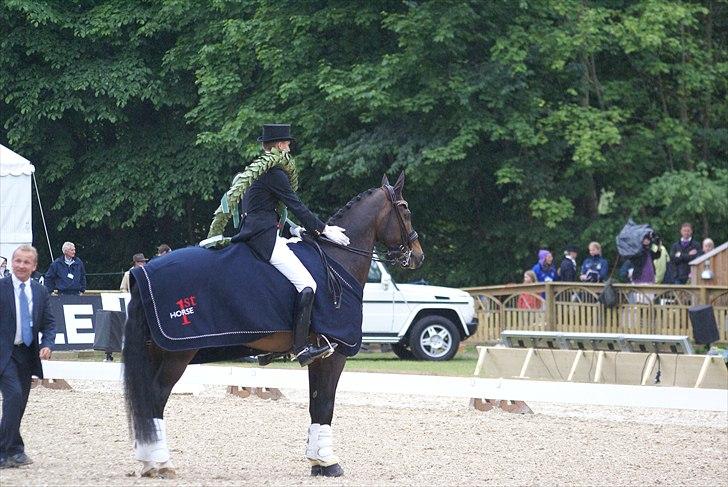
[305,423,320,459]
[306,423,339,467]
[134,418,171,463]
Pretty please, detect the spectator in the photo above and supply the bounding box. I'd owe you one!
[44,242,86,295]
[629,232,661,285]
[0,256,9,278]
[702,238,715,254]
[558,245,579,282]
[156,244,171,257]
[517,270,541,309]
[580,242,608,283]
[120,253,148,293]
[532,249,557,282]
[652,234,671,284]
[30,270,44,284]
[669,222,701,284]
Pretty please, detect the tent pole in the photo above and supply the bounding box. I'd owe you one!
[32,172,54,261]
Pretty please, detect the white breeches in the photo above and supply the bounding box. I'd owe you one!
[270,236,317,293]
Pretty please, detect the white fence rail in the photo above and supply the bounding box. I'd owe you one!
[42,361,728,412]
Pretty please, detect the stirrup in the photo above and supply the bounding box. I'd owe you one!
[293,337,337,367]
[258,352,290,366]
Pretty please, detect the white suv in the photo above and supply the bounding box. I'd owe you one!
[362,261,478,360]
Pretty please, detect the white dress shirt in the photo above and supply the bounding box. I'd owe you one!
[11,274,33,345]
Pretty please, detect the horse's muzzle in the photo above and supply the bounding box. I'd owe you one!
[409,252,425,269]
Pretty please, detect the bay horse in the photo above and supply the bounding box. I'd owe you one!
[122,173,424,478]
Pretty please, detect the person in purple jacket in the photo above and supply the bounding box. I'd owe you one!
[629,232,661,284]
[532,249,558,282]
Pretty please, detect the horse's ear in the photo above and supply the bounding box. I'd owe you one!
[381,174,390,187]
[394,172,405,193]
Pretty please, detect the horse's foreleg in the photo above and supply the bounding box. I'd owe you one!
[307,351,346,477]
[137,350,195,478]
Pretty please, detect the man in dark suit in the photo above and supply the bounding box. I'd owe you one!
[0,244,56,469]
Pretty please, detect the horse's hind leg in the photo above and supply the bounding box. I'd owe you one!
[138,350,196,478]
[307,351,347,477]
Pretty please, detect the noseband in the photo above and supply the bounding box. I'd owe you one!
[383,185,419,267]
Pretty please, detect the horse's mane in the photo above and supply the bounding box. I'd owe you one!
[327,188,379,224]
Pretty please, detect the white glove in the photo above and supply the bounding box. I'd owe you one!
[290,225,305,238]
[322,225,350,246]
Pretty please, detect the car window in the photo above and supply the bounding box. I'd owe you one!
[367,262,382,283]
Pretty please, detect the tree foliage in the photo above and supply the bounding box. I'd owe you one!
[1,0,726,287]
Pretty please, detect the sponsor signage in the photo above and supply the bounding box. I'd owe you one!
[48,292,131,351]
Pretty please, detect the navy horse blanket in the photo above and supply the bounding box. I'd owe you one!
[131,240,363,357]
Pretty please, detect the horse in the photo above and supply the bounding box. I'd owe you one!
[122,172,424,478]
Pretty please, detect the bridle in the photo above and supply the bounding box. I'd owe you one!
[382,184,419,267]
[318,185,419,267]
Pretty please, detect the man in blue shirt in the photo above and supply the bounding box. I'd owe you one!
[44,242,86,295]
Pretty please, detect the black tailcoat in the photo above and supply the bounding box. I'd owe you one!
[231,165,325,261]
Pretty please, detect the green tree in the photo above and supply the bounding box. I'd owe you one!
[1,0,725,287]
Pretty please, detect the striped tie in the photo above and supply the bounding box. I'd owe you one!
[19,282,33,346]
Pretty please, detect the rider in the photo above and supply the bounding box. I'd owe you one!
[229,124,350,366]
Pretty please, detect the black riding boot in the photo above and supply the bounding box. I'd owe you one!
[293,287,335,367]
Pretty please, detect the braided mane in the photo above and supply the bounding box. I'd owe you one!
[327,188,378,224]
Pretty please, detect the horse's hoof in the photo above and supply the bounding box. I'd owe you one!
[140,467,158,478]
[312,463,343,477]
[158,467,177,479]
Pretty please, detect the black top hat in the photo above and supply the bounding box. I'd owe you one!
[565,244,579,253]
[257,124,295,143]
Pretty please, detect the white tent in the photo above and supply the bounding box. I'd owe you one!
[0,144,35,260]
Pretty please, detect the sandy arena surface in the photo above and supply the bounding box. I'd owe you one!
[0,380,726,486]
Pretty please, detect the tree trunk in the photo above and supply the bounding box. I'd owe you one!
[700,1,714,161]
[186,200,195,243]
[588,54,605,109]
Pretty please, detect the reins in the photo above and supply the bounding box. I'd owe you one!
[304,235,344,309]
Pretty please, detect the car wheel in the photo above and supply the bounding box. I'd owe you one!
[408,315,460,361]
[391,343,415,360]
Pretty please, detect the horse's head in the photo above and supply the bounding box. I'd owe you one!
[378,172,425,269]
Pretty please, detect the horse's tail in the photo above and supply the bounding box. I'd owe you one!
[122,283,157,443]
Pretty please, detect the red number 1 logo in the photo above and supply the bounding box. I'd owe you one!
[175,299,192,325]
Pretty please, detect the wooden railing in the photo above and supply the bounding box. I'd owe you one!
[463,283,728,343]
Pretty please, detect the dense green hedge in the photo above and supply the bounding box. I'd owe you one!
[1,0,726,287]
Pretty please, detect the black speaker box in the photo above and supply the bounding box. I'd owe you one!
[688,305,719,345]
[93,309,126,352]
